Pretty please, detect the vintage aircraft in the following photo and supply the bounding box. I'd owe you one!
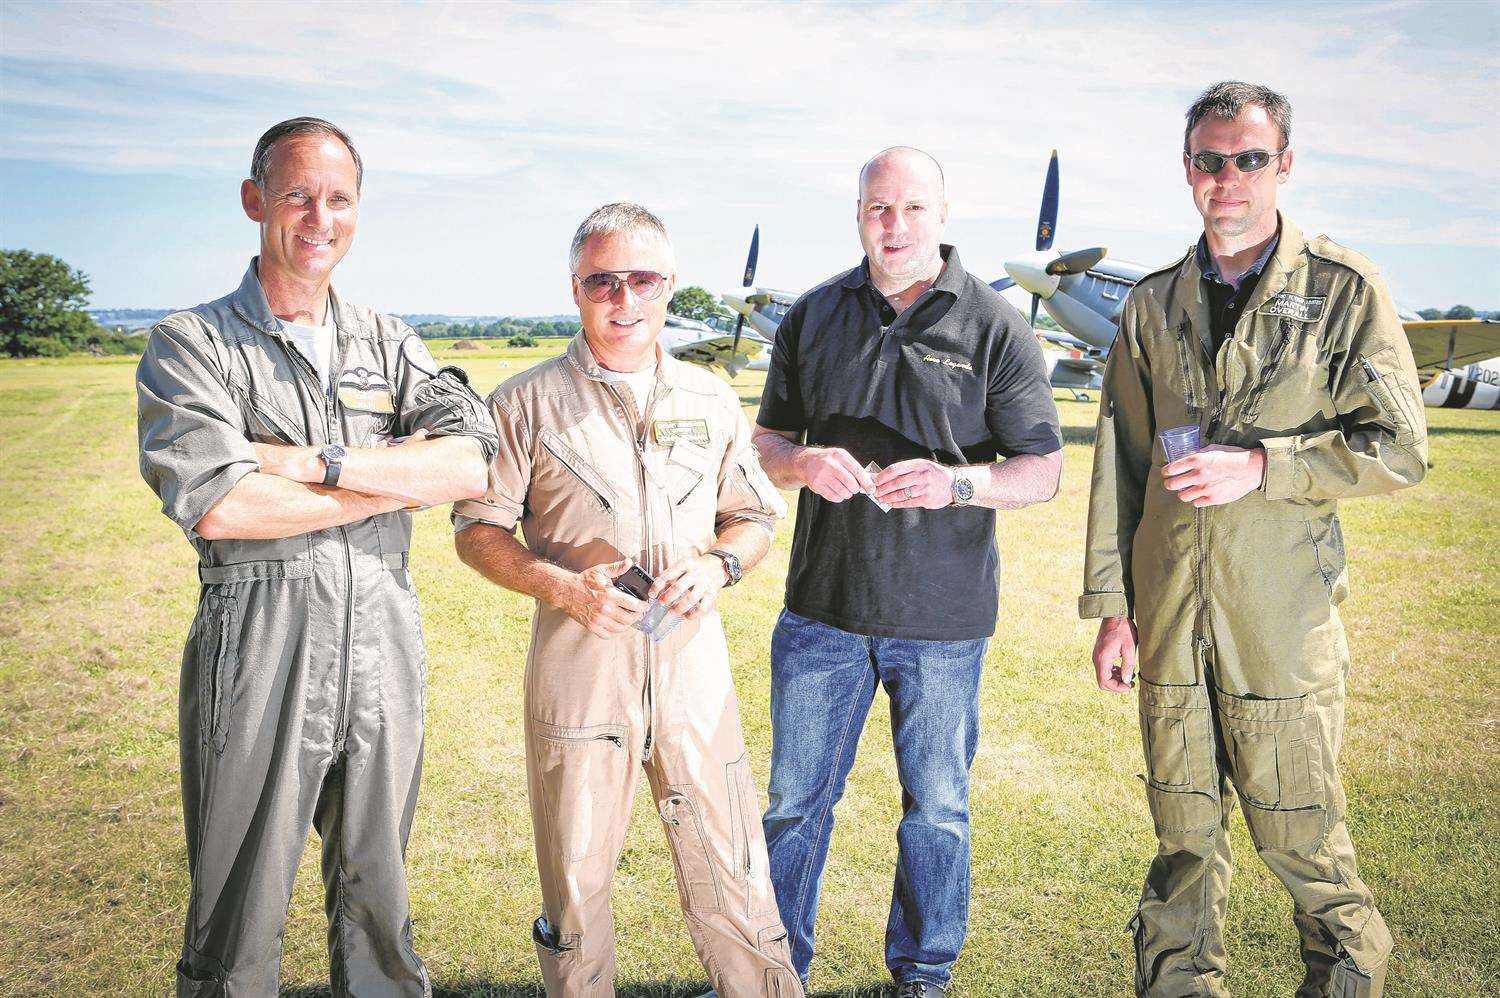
[661,312,772,376]
[721,153,1499,408]
[994,151,1500,410]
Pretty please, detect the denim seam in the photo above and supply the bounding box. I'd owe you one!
[789,655,875,940]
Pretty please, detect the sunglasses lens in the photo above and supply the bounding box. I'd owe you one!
[1193,152,1227,174]
[627,272,664,300]
[581,274,619,302]
[1236,151,1271,172]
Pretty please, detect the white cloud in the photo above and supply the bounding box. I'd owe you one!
[1,0,1495,311]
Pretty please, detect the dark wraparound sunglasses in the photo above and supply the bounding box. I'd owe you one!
[574,270,668,303]
[1189,147,1288,175]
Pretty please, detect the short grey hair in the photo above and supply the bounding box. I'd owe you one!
[1184,81,1292,153]
[568,202,672,273]
[251,117,363,191]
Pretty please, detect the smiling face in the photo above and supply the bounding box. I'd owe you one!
[1184,105,1291,242]
[240,133,359,290]
[857,150,948,291]
[571,230,676,372]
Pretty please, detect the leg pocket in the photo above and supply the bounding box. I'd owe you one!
[659,787,723,914]
[1138,680,1220,833]
[198,592,238,754]
[531,720,629,863]
[728,753,778,919]
[757,925,800,997]
[1215,689,1328,851]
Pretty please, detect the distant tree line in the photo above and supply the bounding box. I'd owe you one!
[1417,305,1495,321]
[414,317,581,341]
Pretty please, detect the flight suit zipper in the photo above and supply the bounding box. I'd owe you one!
[267,323,359,755]
[605,379,664,761]
[1242,318,1296,422]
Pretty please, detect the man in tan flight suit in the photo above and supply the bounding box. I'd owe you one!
[453,203,802,998]
[1082,82,1427,997]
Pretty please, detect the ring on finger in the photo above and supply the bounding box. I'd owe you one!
[903,486,915,500]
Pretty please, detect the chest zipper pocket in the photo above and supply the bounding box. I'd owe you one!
[1242,318,1297,423]
[540,430,617,514]
[1174,320,1202,418]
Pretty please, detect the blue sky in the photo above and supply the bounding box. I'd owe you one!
[2,0,1496,315]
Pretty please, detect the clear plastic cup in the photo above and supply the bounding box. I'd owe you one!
[1158,425,1202,463]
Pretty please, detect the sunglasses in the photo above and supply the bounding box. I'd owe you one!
[573,270,668,303]
[1188,147,1288,175]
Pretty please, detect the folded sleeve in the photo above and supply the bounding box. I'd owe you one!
[392,329,499,462]
[136,317,258,536]
[451,389,532,533]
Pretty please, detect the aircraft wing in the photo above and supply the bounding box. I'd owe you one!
[666,331,772,376]
[1402,319,1500,371]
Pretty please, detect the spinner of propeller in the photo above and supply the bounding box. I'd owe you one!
[989,151,1108,327]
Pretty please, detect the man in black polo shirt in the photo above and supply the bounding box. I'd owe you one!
[752,147,1063,997]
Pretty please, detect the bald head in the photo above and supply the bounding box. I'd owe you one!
[858,146,945,203]
[855,146,949,290]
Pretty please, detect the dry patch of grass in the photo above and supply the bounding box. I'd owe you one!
[0,351,1495,997]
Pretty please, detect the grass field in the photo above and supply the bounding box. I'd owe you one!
[0,344,1496,997]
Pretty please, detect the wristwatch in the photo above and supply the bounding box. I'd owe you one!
[707,548,743,587]
[950,470,975,507]
[319,444,347,488]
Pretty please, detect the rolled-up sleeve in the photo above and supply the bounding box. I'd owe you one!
[715,398,787,535]
[393,329,499,462]
[137,317,258,536]
[452,391,532,534]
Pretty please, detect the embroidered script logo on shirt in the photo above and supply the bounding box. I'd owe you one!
[922,354,975,373]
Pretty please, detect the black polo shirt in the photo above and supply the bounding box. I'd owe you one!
[1197,228,1280,356]
[758,245,1062,640]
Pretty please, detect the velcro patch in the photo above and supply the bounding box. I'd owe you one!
[654,418,710,446]
[337,367,395,413]
[1258,293,1326,323]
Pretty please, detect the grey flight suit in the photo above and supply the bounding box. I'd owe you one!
[137,260,499,996]
[1080,217,1426,997]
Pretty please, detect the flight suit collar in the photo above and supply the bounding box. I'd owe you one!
[565,330,682,390]
[1174,213,1307,360]
[228,257,364,338]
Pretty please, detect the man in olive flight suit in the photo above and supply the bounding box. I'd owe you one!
[1081,83,1427,997]
[137,117,498,996]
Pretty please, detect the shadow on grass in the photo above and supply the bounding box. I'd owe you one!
[1427,423,1500,436]
[283,982,893,997]
[737,393,765,407]
[1060,424,1097,447]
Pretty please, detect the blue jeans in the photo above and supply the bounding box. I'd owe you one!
[761,609,987,987]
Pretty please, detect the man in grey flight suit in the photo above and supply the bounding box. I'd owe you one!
[137,117,498,996]
[1082,83,1426,997]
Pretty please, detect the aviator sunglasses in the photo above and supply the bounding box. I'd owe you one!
[574,270,669,303]
[1188,147,1288,175]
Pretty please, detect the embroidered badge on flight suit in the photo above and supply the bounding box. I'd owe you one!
[1258,293,1327,323]
[336,367,396,413]
[653,419,711,446]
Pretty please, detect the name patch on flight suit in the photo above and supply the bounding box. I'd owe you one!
[1258,293,1326,323]
[336,367,396,413]
[653,418,711,446]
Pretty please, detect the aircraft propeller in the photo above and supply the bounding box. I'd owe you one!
[729,225,759,376]
[1000,150,1111,334]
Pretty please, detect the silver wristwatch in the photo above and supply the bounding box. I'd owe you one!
[950,470,975,507]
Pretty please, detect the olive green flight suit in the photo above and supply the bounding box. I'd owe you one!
[1080,217,1427,997]
[138,260,499,996]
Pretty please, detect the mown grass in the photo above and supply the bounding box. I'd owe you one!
[0,346,1495,997]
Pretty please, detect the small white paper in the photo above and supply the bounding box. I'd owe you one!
[863,461,892,512]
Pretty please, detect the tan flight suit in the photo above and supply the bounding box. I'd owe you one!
[453,334,802,998]
[1080,217,1427,998]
